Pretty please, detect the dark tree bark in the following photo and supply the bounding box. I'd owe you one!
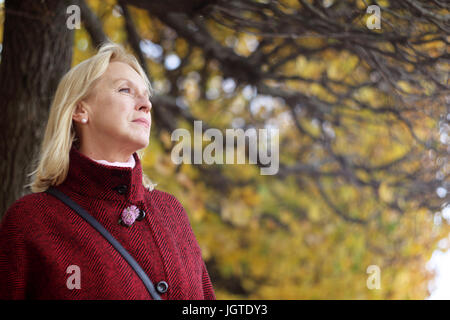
[0,0,74,217]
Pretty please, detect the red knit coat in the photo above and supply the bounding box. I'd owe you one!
[0,147,215,300]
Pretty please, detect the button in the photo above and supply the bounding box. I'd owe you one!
[136,209,146,221]
[156,281,168,294]
[115,185,128,195]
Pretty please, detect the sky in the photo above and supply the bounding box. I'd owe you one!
[427,247,450,299]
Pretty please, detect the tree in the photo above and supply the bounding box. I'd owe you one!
[0,0,73,215]
[0,0,448,299]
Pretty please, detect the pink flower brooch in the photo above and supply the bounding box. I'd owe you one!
[119,205,146,227]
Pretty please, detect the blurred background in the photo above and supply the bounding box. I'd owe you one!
[0,0,448,299]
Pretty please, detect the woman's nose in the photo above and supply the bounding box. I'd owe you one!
[137,96,152,113]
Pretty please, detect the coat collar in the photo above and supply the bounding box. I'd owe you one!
[58,146,147,203]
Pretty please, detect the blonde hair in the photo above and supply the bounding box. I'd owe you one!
[27,42,156,193]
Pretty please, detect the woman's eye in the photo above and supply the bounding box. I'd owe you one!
[119,88,131,93]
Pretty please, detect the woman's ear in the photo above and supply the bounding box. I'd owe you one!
[73,101,89,123]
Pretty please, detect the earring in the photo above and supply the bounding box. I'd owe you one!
[81,118,87,123]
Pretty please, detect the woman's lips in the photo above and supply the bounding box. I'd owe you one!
[132,118,150,128]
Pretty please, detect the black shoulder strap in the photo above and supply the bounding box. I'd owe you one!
[46,187,162,300]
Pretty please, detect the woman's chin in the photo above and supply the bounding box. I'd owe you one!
[131,137,150,150]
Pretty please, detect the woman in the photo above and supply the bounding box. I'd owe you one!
[0,42,215,300]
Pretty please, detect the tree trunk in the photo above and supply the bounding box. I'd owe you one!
[0,0,74,218]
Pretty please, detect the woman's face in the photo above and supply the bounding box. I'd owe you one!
[74,61,152,159]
